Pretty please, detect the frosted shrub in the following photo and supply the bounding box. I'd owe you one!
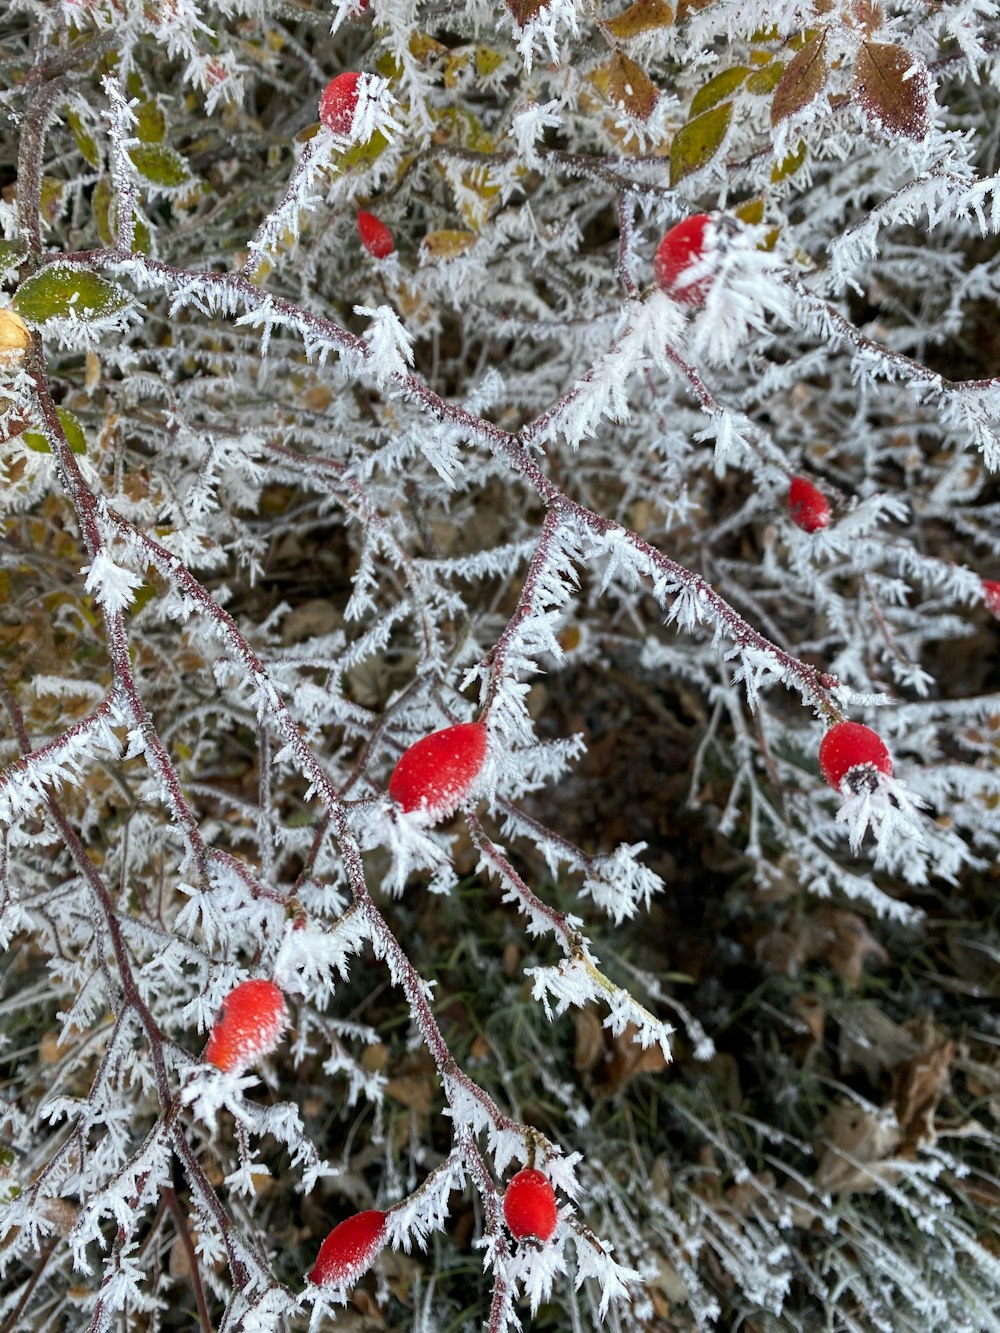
[1,0,999,1329]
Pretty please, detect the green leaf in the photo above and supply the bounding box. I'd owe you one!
[93,177,151,253]
[669,101,732,186]
[334,129,390,172]
[67,109,101,168]
[0,238,28,280]
[771,140,807,182]
[745,62,785,95]
[13,265,130,324]
[23,406,87,455]
[605,0,674,40]
[134,100,166,143]
[690,67,748,118]
[129,143,191,188]
[130,581,157,616]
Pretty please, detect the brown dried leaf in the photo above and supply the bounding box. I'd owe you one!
[770,31,828,126]
[852,41,930,140]
[836,1001,920,1082]
[577,1014,668,1098]
[574,1006,605,1075]
[608,51,660,121]
[816,1101,901,1195]
[606,0,674,40]
[384,1074,435,1115]
[797,906,888,988]
[892,1023,955,1146]
[505,0,546,25]
[849,0,883,33]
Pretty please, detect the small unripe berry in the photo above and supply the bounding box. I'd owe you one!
[788,476,831,533]
[503,1168,558,1242]
[309,1209,387,1286]
[357,209,394,259]
[819,721,892,793]
[205,978,286,1073]
[319,72,361,135]
[982,579,1000,620]
[388,722,488,823]
[654,214,713,305]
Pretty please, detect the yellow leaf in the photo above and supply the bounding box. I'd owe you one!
[0,309,31,360]
[735,197,764,225]
[420,229,478,261]
[475,45,505,77]
[409,31,448,62]
[605,0,674,40]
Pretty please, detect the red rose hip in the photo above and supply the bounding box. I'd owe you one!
[789,476,831,533]
[388,721,488,822]
[205,978,286,1073]
[310,1209,387,1286]
[357,209,394,258]
[320,72,361,135]
[653,214,713,305]
[503,1168,558,1242]
[819,721,892,793]
[982,579,1000,620]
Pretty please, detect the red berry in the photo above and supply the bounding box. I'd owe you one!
[319,72,361,135]
[205,978,286,1073]
[503,1168,558,1242]
[388,722,488,822]
[309,1209,387,1286]
[653,214,713,305]
[819,721,892,793]
[788,476,831,533]
[357,209,394,259]
[983,579,1000,619]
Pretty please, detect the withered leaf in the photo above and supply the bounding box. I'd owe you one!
[608,51,660,121]
[606,0,674,40]
[770,31,828,126]
[505,0,546,25]
[850,0,883,33]
[816,1101,901,1195]
[852,41,929,140]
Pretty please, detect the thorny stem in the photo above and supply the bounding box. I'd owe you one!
[163,1187,213,1333]
[0,680,257,1295]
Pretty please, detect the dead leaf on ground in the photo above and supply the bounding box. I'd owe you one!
[757,907,887,987]
[836,1000,920,1083]
[815,1100,901,1195]
[573,1008,668,1098]
[892,1020,955,1148]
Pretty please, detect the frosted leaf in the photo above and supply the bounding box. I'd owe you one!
[356,303,414,389]
[510,99,563,168]
[81,550,145,617]
[571,1228,642,1320]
